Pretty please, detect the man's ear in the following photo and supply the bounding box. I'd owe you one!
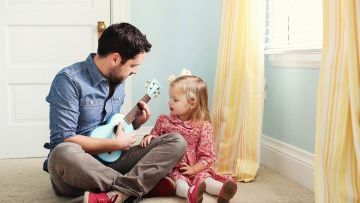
[110,53,122,65]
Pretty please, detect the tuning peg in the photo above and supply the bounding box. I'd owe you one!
[146,80,151,84]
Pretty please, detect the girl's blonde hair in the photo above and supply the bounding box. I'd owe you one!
[170,75,210,122]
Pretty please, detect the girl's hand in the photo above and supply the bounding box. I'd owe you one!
[180,162,196,176]
[140,134,155,148]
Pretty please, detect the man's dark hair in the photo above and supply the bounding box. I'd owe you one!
[97,23,152,64]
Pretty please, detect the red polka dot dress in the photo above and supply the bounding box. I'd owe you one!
[150,115,229,186]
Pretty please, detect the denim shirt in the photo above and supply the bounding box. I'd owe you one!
[45,53,125,150]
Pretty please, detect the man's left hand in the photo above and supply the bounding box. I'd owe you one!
[133,101,151,129]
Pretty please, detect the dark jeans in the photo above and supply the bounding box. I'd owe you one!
[48,133,186,200]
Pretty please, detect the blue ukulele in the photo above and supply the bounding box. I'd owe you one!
[90,79,161,163]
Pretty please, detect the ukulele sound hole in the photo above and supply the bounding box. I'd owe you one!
[108,152,111,154]
[113,125,118,134]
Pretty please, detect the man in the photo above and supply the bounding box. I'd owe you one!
[43,23,187,203]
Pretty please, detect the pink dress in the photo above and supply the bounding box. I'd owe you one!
[150,115,228,186]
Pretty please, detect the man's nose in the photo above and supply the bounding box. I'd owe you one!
[133,67,139,73]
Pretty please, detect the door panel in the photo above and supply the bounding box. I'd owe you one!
[0,0,110,158]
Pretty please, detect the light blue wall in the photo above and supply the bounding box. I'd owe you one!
[263,56,320,153]
[130,1,318,154]
[131,0,222,126]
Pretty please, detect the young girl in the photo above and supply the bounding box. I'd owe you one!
[140,75,237,203]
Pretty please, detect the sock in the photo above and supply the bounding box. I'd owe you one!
[106,191,129,203]
[175,179,190,198]
[205,177,223,196]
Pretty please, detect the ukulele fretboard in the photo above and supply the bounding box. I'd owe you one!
[124,94,151,125]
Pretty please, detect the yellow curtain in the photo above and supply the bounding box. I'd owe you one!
[212,0,264,182]
[315,0,360,202]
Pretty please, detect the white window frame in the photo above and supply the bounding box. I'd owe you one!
[265,0,322,68]
[267,49,321,68]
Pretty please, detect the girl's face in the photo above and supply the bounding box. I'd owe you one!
[168,87,193,121]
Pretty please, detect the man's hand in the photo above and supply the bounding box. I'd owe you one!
[180,162,196,176]
[114,124,136,150]
[140,134,155,148]
[133,101,151,129]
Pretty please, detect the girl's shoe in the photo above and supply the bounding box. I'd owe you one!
[218,178,237,203]
[187,181,206,203]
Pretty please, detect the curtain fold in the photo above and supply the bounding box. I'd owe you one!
[212,0,265,182]
[315,0,360,202]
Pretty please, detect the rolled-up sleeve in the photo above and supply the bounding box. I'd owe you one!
[46,73,79,147]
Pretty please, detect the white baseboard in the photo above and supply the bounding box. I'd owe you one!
[261,134,314,191]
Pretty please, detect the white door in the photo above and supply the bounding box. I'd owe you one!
[0,0,110,158]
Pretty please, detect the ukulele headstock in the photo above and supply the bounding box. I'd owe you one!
[145,79,161,98]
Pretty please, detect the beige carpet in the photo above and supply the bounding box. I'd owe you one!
[0,158,314,203]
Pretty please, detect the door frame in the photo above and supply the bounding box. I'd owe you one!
[111,0,132,113]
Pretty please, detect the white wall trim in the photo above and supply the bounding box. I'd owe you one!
[111,0,131,24]
[261,134,314,191]
[266,49,321,68]
[110,0,132,113]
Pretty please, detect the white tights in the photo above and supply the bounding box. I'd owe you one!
[204,177,223,195]
[175,179,190,198]
[175,177,223,198]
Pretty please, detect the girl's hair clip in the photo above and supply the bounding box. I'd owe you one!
[168,68,192,83]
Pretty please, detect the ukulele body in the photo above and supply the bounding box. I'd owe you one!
[89,78,161,163]
[89,113,134,163]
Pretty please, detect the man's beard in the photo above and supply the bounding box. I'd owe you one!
[108,71,134,84]
[108,74,124,84]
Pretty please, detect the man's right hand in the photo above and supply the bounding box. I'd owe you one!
[114,124,136,150]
